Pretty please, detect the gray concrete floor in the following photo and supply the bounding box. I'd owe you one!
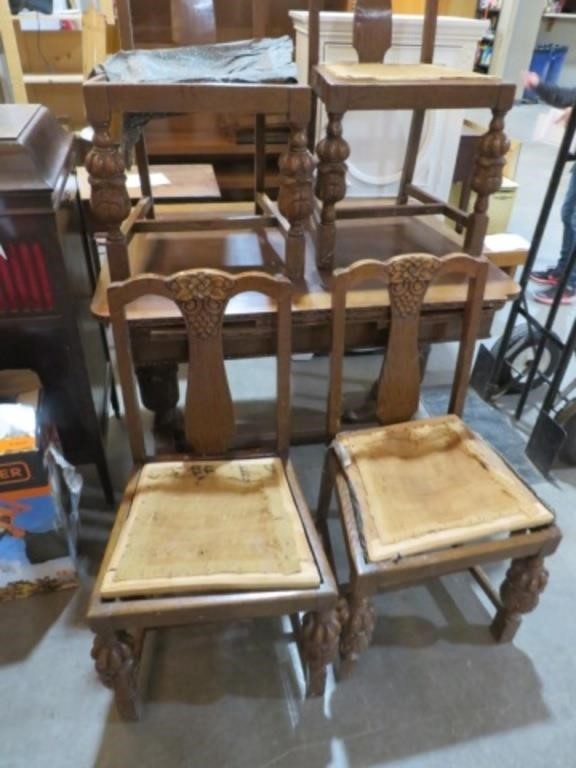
[2,104,576,768]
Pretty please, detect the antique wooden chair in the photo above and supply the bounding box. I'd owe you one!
[88,269,341,720]
[308,0,516,270]
[84,0,329,283]
[317,253,561,672]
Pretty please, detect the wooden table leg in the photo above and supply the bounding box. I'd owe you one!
[315,112,350,272]
[136,362,179,434]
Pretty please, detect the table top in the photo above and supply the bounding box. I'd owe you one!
[91,209,518,325]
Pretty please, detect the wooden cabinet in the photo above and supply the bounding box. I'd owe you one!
[0,104,113,501]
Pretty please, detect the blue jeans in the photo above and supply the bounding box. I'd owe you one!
[558,163,576,288]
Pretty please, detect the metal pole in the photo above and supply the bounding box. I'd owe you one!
[489,108,576,400]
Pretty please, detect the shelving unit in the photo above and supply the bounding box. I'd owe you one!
[474,0,503,73]
[0,2,114,129]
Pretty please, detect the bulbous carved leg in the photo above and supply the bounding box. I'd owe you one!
[278,123,315,281]
[85,123,131,281]
[136,362,179,440]
[91,631,141,721]
[339,595,376,677]
[315,113,350,271]
[301,600,348,697]
[464,108,510,255]
[491,555,549,643]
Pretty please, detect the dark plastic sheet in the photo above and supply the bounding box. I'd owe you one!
[97,36,297,157]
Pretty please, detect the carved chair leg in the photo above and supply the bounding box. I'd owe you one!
[85,123,131,282]
[278,123,315,281]
[464,108,510,256]
[91,630,142,721]
[301,601,347,697]
[339,594,376,678]
[315,112,350,272]
[491,555,549,643]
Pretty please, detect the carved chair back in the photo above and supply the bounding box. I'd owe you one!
[309,0,439,65]
[327,253,489,437]
[109,269,293,463]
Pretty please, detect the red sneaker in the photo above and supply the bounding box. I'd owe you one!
[530,268,561,286]
[533,285,576,305]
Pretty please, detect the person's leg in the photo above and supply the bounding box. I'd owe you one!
[533,164,576,302]
[531,164,576,286]
[557,165,576,286]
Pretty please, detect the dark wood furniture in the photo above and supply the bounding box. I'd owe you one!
[89,215,519,433]
[88,268,342,720]
[84,0,329,282]
[0,104,114,503]
[317,253,561,672]
[309,0,516,270]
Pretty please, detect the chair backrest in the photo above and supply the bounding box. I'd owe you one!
[327,252,489,437]
[309,0,439,66]
[109,269,292,463]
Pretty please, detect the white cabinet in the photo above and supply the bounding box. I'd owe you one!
[290,11,488,199]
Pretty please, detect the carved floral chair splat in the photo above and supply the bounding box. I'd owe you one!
[84,0,328,284]
[317,253,561,672]
[308,0,516,271]
[88,269,341,720]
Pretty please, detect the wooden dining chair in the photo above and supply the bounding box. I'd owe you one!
[88,268,342,720]
[317,253,561,672]
[85,0,329,283]
[308,0,516,270]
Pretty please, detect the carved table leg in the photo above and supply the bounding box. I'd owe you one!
[301,601,347,697]
[136,362,179,433]
[342,344,431,425]
[278,123,315,281]
[315,112,350,272]
[464,108,510,256]
[491,555,549,643]
[339,595,376,678]
[91,630,142,721]
[85,123,131,282]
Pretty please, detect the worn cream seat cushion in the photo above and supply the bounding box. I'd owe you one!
[101,457,320,598]
[324,63,497,84]
[334,415,554,563]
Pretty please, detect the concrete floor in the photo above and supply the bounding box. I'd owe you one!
[2,104,576,768]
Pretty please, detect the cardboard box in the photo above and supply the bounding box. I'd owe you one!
[0,371,82,601]
[450,176,519,235]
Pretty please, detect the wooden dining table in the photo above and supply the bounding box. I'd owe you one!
[91,206,518,440]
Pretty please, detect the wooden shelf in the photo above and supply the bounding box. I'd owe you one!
[0,3,113,129]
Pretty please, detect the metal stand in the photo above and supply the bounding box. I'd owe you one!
[471,107,576,474]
